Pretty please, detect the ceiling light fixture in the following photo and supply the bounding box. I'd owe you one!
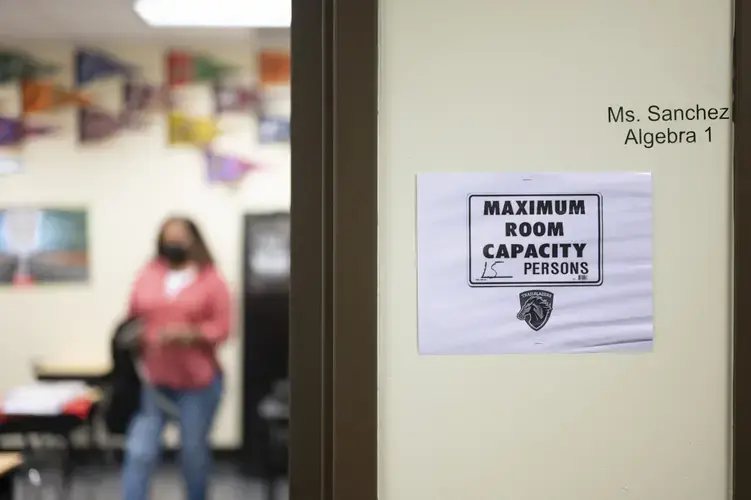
[133,0,290,28]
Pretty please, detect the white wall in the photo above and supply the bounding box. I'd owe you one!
[379,1,732,499]
[0,35,289,447]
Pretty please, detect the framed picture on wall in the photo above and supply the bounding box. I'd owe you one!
[0,207,89,286]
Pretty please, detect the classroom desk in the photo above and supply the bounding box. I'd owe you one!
[0,387,103,433]
[0,387,103,489]
[0,453,21,475]
[1,386,104,467]
[34,360,111,464]
[0,453,22,499]
[34,360,111,384]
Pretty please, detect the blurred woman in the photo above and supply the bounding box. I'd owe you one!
[122,216,230,500]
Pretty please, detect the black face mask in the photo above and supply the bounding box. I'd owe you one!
[159,243,189,265]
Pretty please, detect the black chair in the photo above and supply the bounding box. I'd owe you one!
[258,379,289,500]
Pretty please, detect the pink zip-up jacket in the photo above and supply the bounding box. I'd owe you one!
[127,259,231,389]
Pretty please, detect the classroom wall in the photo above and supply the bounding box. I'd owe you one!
[0,34,290,447]
[379,1,732,499]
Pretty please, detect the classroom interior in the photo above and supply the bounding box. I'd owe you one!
[0,1,291,498]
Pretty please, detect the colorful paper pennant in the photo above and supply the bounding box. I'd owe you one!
[0,116,55,146]
[0,51,58,84]
[75,49,132,86]
[22,81,90,114]
[205,149,259,183]
[259,50,290,86]
[77,107,129,143]
[213,84,261,114]
[168,113,220,146]
[166,50,235,87]
[123,81,172,114]
[258,116,290,144]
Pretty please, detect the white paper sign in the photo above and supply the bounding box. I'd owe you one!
[417,172,653,354]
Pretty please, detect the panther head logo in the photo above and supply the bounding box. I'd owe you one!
[517,290,554,331]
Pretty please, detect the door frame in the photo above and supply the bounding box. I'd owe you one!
[288,0,378,498]
[735,1,751,497]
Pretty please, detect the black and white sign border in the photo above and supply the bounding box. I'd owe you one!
[466,193,604,288]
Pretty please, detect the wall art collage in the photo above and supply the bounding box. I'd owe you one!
[0,47,291,185]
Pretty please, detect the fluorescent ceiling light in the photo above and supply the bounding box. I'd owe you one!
[134,0,290,28]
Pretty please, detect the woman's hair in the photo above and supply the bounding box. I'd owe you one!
[156,216,214,266]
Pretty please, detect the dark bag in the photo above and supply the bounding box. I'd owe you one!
[103,317,142,435]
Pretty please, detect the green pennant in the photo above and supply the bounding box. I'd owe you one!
[0,51,58,84]
[193,56,235,82]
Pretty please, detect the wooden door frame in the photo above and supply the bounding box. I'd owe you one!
[288,0,378,498]
[735,1,751,498]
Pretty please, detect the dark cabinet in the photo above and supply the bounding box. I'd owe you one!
[241,213,290,475]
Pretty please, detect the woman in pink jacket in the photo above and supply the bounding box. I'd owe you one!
[122,216,231,500]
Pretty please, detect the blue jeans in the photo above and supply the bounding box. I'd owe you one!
[122,374,223,500]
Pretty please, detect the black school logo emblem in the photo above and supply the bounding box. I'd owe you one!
[517,290,554,331]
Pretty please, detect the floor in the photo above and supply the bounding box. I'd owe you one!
[16,464,288,499]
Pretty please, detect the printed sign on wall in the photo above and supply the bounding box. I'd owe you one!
[417,172,653,354]
[468,193,603,287]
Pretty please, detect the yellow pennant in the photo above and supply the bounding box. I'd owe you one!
[168,113,220,146]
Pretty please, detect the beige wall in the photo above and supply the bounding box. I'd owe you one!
[378,1,732,498]
[0,36,289,447]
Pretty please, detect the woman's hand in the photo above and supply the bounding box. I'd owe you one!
[159,324,200,345]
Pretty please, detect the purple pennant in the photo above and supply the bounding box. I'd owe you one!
[213,84,261,114]
[75,49,133,86]
[205,149,259,183]
[78,107,129,143]
[0,116,55,146]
